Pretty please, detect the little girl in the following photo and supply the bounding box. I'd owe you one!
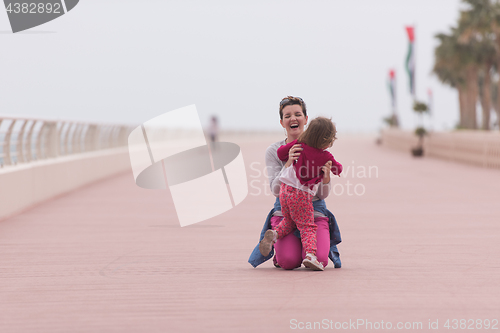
[259,117,342,271]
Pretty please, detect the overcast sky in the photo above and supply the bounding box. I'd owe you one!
[1,0,464,133]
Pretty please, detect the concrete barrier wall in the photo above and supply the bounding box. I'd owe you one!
[0,130,281,222]
[0,147,131,221]
[381,128,500,169]
[380,128,419,153]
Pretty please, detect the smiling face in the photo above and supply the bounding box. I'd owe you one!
[280,104,308,141]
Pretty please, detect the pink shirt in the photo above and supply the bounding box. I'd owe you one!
[277,139,343,189]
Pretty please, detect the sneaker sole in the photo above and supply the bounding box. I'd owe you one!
[259,230,275,256]
[302,259,324,271]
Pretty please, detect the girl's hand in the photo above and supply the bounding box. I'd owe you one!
[322,161,332,184]
[285,144,303,168]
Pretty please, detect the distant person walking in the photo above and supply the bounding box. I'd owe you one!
[208,116,219,143]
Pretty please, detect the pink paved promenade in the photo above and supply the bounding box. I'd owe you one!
[1,135,499,333]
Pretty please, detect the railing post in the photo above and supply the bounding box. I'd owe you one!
[45,121,59,158]
[103,126,111,149]
[107,126,113,149]
[107,126,114,148]
[96,125,104,150]
[95,125,102,150]
[57,122,64,156]
[25,120,36,163]
[4,120,16,166]
[83,125,89,152]
[111,126,120,147]
[118,126,128,147]
[72,124,83,154]
[84,125,97,152]
[16,120,28,163]
[61,123,72,155]
[36,122,47,160]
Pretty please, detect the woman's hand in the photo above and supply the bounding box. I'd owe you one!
[285,144,303,168]
[321,161,332,184]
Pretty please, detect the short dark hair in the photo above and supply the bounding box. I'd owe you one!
[279,96,307,120]
[297,117,337,149]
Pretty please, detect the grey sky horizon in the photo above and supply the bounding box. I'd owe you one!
[1,0,466,133]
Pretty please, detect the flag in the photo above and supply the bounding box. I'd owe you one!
[388,69,396,110]
[405,26,415,98]
[386,69,399,127]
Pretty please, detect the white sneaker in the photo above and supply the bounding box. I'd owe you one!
[302,253,324,271]
[259,229,277,256]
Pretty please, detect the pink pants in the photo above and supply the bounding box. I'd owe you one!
[277,183,317,255]
[271,215,330,270]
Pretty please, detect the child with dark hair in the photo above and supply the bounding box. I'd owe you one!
[259,117,342,270]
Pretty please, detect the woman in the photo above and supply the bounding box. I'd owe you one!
[248,96,342,270]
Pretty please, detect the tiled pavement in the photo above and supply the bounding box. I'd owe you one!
[1,134,499,333]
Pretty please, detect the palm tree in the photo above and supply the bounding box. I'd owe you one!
[458,0,497,130]
[486,0,500,129]
[433,30,469,128]
[477,45,496,130]
[434,0,500,130]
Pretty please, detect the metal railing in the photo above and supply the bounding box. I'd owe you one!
[0,116,133,167]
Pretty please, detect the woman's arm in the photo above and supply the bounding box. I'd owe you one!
[265,142,303,197]
[316,161,332,200]
[265,143,285,197]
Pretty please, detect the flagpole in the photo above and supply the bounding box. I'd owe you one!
[405,25,417,126]
[388,69,399,127]
[413,23,416,102]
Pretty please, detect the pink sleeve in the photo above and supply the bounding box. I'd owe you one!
[325,151,342,175]
[277,140,296,162]
[330,158,343,176]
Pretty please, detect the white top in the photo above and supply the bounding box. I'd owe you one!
[279,165,320,196]
[265,139,331,218]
